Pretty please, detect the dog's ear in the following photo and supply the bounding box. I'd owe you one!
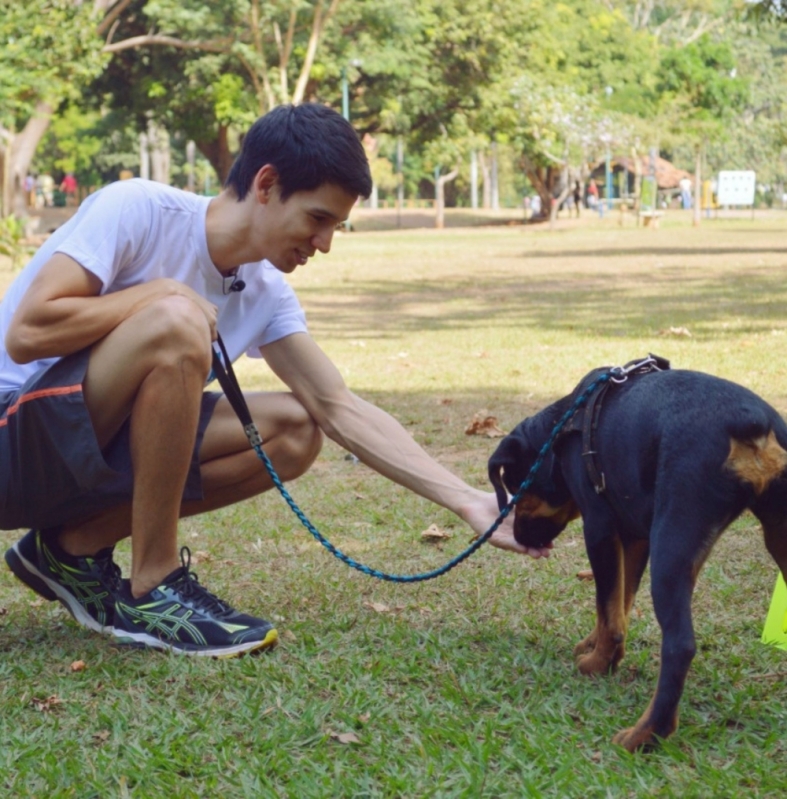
[488,434,523,511]
[488,459,510,511]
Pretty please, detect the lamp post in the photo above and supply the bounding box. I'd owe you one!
[604,86,614,212]
[340,59,362,122]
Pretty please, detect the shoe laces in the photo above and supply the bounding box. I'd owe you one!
[93,547,122,594]
[171,546,234,617]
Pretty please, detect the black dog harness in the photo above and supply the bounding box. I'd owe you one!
[560,354,670,497]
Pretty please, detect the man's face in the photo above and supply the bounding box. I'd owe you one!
[259,181,357,273]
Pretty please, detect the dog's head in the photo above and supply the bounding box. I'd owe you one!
[488,416,579,548]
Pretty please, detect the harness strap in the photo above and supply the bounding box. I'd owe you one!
[565,354,670,498]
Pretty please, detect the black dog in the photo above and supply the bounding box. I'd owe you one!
[488,357,787,751]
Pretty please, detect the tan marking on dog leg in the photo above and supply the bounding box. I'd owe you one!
[613,697,678,752]
[573,620,599,658]
[726,431,787,495]
[578,538,626,675]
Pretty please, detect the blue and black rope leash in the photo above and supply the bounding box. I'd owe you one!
[211,335,618,584]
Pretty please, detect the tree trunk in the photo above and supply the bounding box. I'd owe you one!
[1,101,54,219]
[693,143,702,227]
[549,166,573,230]
[195,125,234,186]
[435,168,459,229]
[148,120,171,185]
[490,141,499,210]
[521,154,552,219]
[479,150,491,209]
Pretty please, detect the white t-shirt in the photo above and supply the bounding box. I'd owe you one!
[0,179,308,391]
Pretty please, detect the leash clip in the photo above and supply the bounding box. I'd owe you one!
[609,354,668,384]
[244,423,263,448]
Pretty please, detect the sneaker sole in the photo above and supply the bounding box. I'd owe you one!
[112,626,278,658]
[4,543,114,635]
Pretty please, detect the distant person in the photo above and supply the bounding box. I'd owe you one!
[531,194,542,217]
[60,173,78,206]
[37,173,55,208]
[679,176,692,210]
[1,103,547,661]
[587,180,602,217]
[572,181,582,218]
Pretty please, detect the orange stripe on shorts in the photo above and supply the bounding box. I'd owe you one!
[0,383,83,428]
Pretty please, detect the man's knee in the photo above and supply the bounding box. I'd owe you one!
[136,296,212,374]
[247,394,322,480]
[283,398,323,473]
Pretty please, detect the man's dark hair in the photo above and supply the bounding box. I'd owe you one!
[225,103,372,201]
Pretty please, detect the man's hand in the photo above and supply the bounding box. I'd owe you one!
[462,491,552,560]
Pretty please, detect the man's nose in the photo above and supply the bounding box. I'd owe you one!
[312,228,334,254]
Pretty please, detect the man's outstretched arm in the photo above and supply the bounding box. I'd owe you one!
[261,333,550,558]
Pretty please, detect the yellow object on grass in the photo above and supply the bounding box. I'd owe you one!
[762,573,787,651]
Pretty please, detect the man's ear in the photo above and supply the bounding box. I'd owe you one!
[254,164,279,203]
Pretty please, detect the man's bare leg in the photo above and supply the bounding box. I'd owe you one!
[72,295,212,597]
[58,392,322,588]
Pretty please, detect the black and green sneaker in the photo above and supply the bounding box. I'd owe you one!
[4,529,121,633]
[112,547,278,658]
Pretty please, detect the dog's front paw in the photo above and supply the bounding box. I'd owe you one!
[612,725,658,752]
[576,650,614,675]
[573,632,597,657]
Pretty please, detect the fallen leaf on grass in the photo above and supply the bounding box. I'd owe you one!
[0,607,7,616]
[465,411,506,438]
[31,695,63,712]
[363,601,404,614]
[576,570,594,581]
[357,713,371,724]
[657,326,692,337]
[421,524,451,542]
[92,730,111,745]
[438,398,453,405]
[70,660,87,672]
[329,731,361,745]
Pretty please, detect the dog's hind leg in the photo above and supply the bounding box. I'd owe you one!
[752,482,787,587]
[612,516,707,751]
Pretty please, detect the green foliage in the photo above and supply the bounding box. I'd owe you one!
[0,215,32,269]
[0,0,106,126]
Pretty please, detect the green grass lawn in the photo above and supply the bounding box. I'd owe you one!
[2,212,787,797]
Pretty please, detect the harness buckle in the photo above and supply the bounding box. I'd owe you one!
[609,354,668,384]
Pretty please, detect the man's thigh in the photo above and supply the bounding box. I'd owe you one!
[0,348,222,531]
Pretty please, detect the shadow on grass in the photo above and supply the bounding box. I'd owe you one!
[298,267,787,340]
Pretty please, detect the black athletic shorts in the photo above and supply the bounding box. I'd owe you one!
[0,347,221,530]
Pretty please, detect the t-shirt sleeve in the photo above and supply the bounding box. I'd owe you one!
[246,283,308,357]
[52,182,155,291]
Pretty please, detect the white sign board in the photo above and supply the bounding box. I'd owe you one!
[717,170,756,206]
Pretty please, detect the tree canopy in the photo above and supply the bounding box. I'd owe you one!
[3,0,787,217]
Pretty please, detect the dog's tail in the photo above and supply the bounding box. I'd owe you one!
[725,406,787,495]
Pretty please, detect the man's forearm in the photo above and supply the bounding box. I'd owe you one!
[320,393,484,515]
[6,275,208,364]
